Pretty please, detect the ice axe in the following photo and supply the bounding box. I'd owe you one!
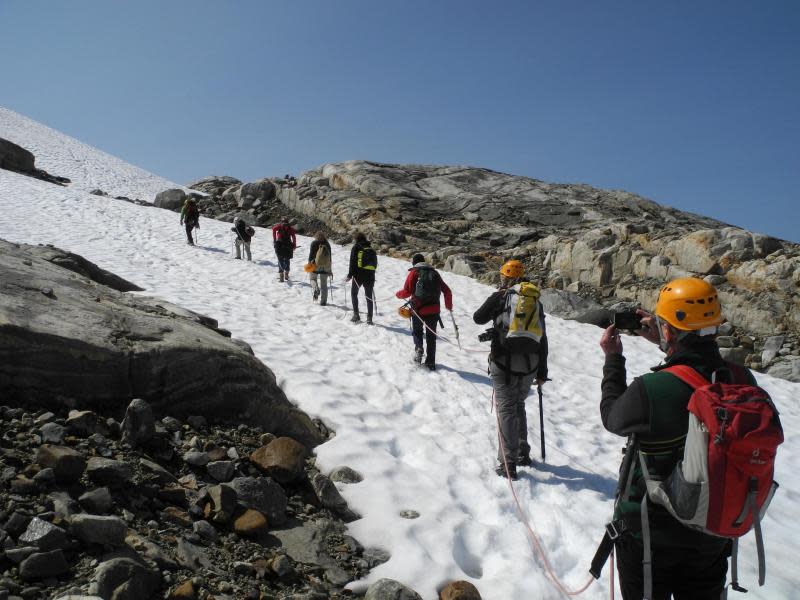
[537,380,551,461]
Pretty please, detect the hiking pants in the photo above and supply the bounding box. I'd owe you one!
[490,361,535,465]
[184,221,195,244]
[310,272,330,305]
[351,279,374,321]
[277,256,291,273]
[235,238,251,261]
[615,535,730,600]
[412,313,439,367]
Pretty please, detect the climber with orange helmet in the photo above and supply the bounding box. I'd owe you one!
[473,259,549,480]
[597,277,755,600]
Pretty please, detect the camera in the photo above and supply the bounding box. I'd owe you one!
[613,311,643,331]
[478,328,495,343]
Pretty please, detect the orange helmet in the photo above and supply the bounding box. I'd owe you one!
[398,306,412,319]
[655,278,723,331]
[303,263,315,273]
[500,260,524,279]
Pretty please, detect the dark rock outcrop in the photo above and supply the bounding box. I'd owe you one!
[0,239,325,446]
[0,136,70,186]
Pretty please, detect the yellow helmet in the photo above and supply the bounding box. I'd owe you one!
[303,263,315,273]
[655,278,723,331]
[398,306,412,319]
[499,260,524,279]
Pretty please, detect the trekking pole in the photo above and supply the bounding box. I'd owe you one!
[538,384,546,462]
[449,311,461,350]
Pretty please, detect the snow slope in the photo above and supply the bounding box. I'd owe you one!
[0,106,190,201]
[1,110,798,599]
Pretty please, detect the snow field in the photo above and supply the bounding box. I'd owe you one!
[0,106,798,599]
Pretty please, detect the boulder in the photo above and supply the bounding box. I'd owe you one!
[89,556,160,600]
[228,476,287,525]
[65,409,97,436]
[79,487,113,514]
[19,549,70,581]
[761,335,785,366]
[329,466,363,484]
[0,240,325,448]
[18,517,68,551]
[121,398,155,446]
[0,137,36,172]
[249,437,308,483]
[70,514,128,546]
[35,445,86,483]
[311,473,347,512]
[365,579,423,600]
[154,188,187,210]
[233,509,269,538]
[440,581,482,600]
[85,457,133,486]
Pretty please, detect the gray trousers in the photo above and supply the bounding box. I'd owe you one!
[235,238,251,261]
[310,272,329,304]
[490,361,535,465]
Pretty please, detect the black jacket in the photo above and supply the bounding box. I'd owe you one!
[347,241,376,283]
[473,286,548,378]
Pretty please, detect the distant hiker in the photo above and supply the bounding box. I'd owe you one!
[395,253,453,371]
[179,197,200,245]
[596,278,781,600]
[272,216,297,282]
[473,260,548,480]
[346,232,377,324]
[231,217,254,261]
[308,231,332,305]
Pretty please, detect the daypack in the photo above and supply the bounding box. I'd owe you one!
[497,282,543,353]
[591,365,783,596]
[413,266,441,306]
[276,225,292,246]
[315,243,332,272]
[246,226,255,237]
[641,364,782,591]
[183,201,199,223]
[357,247,377,271]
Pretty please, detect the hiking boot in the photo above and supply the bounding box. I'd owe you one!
[366,318,373,325]
[313,290,320,302]
[425,363,436,371]
[413,348,424,364]
[495,464,518,480]
[284,272,290,281]
[350,314,361,323]
[517,454,534,467]
[278,271,284,282]
[319,301,327,306]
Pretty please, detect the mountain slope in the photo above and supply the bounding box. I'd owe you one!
[1,111,798,599]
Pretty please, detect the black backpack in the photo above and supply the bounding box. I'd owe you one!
[277,225,292,245]
[358,247,378,271]
[413,267,441,306]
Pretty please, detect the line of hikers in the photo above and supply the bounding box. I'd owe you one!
[180,199,782,600]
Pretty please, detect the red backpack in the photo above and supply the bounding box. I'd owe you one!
[644,364,783,592]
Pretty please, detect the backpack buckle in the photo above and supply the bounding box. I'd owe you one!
[605,520,626,540]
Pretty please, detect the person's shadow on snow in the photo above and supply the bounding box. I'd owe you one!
[521,462,616,498]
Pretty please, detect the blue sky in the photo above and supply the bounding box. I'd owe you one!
[1,1,798,242]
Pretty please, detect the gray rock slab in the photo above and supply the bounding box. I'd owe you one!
[85,457,133,486]
[70,514,127,547]
[78,487,113,514]
[19,549,69,581]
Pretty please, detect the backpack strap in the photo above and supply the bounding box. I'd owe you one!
[662,364,710,389]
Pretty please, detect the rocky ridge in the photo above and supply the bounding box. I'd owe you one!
[183,161,800,382]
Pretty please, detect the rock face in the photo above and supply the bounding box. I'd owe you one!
[0,239,325,445]
[186,162,799,367]
[183,160,800,379]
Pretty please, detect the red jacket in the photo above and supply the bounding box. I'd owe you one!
[272,223,297,248]
[396,265,453,316]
